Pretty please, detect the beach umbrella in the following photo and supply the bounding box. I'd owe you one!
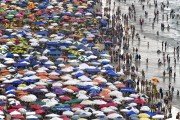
[20,94,37,102]
[134,98,145,105]
[152,114,164,119]
[152,77,160,83]
[45,114,60,118]
[45,93,56,98]
[10,111,21,116]
[139,118,150,120]
[0,95,6,100]
[12,115,24,119]
[63,111,74,116]
[138,113,150,118]
[26,115,38,119]
[140,106,151,112]
[107,113,123,119]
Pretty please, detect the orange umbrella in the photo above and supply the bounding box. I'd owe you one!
[35,85,46,89]
[14,90,24,93]
[17,94,27,99]
[39,76,49,80]
[66,86,79,92]
[0,69,9,73]
[115,83,126,88]
[92,79,102,84]
[99,89,111,99]
[48,75,59,80]
[36,72,48,76]
[152,77,160,83]
[18,92,28,96]
[18,70,25,74]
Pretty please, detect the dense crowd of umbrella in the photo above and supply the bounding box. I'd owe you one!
[0,0,167,120]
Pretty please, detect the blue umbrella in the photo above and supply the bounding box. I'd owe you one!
[6,86,17,91]
[34,22,45,25]
[46,42,58,46]
[13,80,23,85]
[25,79,36,83]
[74,72,84,77]
[6,53,14,58]
[124,79,135,84]
[120,88,136,93]
[106,70,118,77]
[145,111,156,117]
[14,63,28,67]
[126,111,137,116]
[87,43,94,47]
[86,69,101,73]
[36,31,48,35]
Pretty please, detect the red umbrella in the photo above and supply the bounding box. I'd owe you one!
[0,107,4,111]
[30,104,41,110]
[98,103,118,109]
[59,96,72,101]
[12,105,24,109]
[60,115,70,120]
[134,98,145,105]
[12,115,24,119]
[8,109,17,113]
[2,19,9,23]
[35,109,45,114]
[72,104,84,109]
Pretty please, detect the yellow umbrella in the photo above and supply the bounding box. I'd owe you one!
[152,77,160,83]
[139,113,150,118]
[78,119,87,120]
[140,118,151,120]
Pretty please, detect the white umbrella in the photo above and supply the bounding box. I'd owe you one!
[26,112,35,116]
[50,117,63,120]
[45,93,56,98]
[128,103,137,107]
[101,108,114,113]
[0,95,6,100]
[10,111,21,116]
[35,81,47,86]
[152,115,164,119]
[18,108,27,114]
[81,100,93,105]
[110,90,122,97]
[24,71,36,76]
[120,109,130,113]
[0,111,4,115]
[93,100,107,105]
[0,64,6,68]
[62,111,74,116]
[107,113,123,119]
[45,113,59,118]
[78,75,91,82]
[63,80,79,85]
[78,95,89,100]
[52,82,62,87]
[140,106,151,111]
[26,115,38,119]
[20,94,37,102]
[0,115,4,119]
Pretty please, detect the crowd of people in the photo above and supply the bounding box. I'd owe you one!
[0,0,178,119]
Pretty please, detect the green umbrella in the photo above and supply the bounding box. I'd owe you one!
[23,18,31,22]
[65,99,82,104]
[24,11,31,15]
[11,11,18,15]
[5,14,14,19]
[0,8,4,12]
[38,16,44,19]
[32,101,46,105]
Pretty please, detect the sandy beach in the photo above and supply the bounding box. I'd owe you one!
[102,0,180,115]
